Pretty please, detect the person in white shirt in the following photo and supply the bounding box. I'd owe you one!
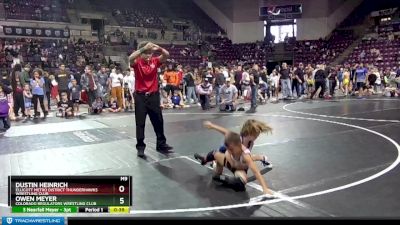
[123,68,135,110]
[372,68,381,93]
[222,67,229,79]
[220,78,238,112]
[12,57,21,68]
[109,68,124,110]
[270,69,280,100]
[123,68,135,91]
[241,68,251,99]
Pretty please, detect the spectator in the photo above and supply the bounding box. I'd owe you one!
[43,72,51,111]
[359,50,366,60]
[56,91,74,118]
[241,67,251,100]
[197,78,212,110]
[280,63,292,99]
[214,67,225,106]
[92,97,103,114]
[234,66,243,97]
[11,64,26,117]
[0,83,12,130]
[161,28,165,40]
[56,64,70,100]
[108,97,120,112]
[163,64,179,98]
[97,66,109,99]
[30,69,48,118]
[81,65,98,109]
[70,79,81,116]
[23,83,33,119]
[123,69,135,112]
[328,67,338,97]
[219,77,237,112]
[21,64,31,86]
[354,63,368,98]
[310,64,327,99]
[293,63,305,98]
[183,66,197,104]
[109,68,124,111]
[49,75,59,105]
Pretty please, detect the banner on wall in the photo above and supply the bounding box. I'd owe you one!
[3,26,70,38]
[259,4,302,20]
[370,8,398,17]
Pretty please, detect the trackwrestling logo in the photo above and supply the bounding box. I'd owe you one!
[2,217,64,225]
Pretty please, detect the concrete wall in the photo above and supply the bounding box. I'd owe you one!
[232,21,264,43]
[232,0,262,22]
[194,0,265,43]
[193,0,234,41]
[209,0,234,20]
[297,0,362,40]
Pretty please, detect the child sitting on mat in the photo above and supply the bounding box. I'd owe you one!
[208,131,274,195]
[195,119,273,168]
[108,97,120,113]
[91,97,104,114]
[171,91,182,109]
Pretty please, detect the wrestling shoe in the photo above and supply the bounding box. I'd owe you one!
[261,156,273,169]
[194,153,207,166]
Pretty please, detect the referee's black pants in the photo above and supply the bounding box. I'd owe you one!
[134,92,167,151]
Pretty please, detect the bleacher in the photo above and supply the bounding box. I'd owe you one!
[3,0,69,22]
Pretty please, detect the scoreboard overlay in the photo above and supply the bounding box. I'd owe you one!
[8,176,132,214]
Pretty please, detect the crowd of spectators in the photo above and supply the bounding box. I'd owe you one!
[347,37,400,70]
[2,0,400,131]
[3,0,69,22]
[0,38,107,77]
[1,38,400,131]
[112,9,165,29]
[290,30,355,65]
[89,0,224,34]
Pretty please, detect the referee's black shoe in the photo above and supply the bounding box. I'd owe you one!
[137,149,145,158]
[246,107,256,114]
[156,144,174,154]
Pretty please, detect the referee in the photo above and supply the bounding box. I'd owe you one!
[129,41,173,158]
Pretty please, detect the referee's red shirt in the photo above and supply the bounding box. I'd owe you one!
[132,57,161,93]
